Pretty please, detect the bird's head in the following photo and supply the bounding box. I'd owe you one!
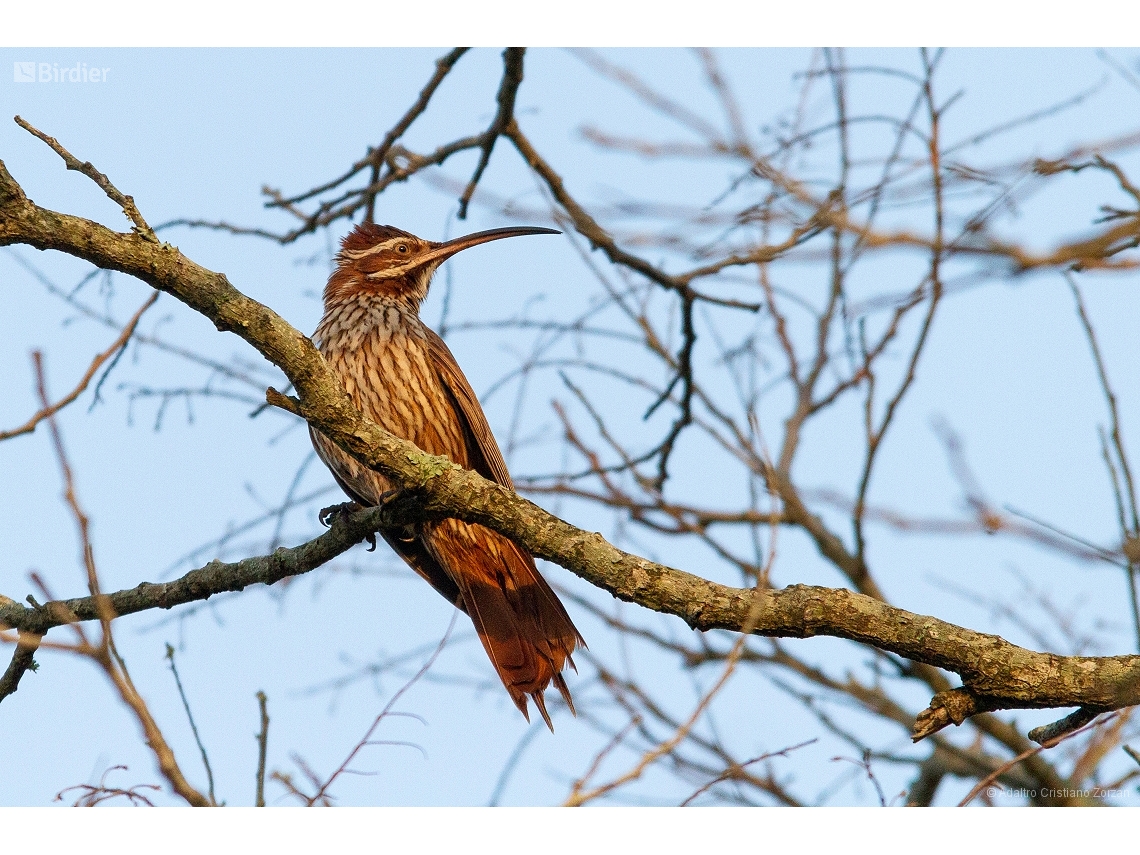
[325,222,559,308]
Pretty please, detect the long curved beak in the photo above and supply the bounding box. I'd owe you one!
[421,226,560,267]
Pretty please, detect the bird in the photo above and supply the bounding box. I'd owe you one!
[309,222,584,730]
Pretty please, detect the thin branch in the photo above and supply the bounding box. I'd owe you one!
[959,713,1117,806]
[14,115,155,240]
[297,613,455,805]
[354,47,470,222]
[32,357,209,807]
[165,643,217,804]
[487,722,543,806]
[255,691,269,807]
[0,292,158,442]
[852,49,947,567]
[566,585,773,806]
[457,47,524,219]
[55,765,160,807]
[1067,272,1140,649]
[679,740,815,806]
[1028,706,1104,745]
[271,48,469,212]
[0,629,41,703]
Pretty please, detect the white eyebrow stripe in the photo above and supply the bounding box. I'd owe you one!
[340,236,412,260]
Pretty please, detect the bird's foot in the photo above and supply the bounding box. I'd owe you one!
[319,501,379,551]
[376,487,407,507]
[319,500,361,528]
[376,488,422,546]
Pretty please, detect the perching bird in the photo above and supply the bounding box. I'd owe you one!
[309,222,583,729]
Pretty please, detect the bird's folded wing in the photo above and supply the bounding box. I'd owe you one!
[423,327,515,489]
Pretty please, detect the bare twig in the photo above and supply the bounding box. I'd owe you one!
[566,586,771,806]
[291,613,456,806]
[1067,272,1140,649]
[1027,706,1104,745]
[0,629,41,703]
[255,691,269,807]
[15,115,156,240]
[959,713,1117,806]
[32,357,209,807]
[0,292,158,442]
[268,47,471,222]
[55,765,161,807]
[487,722,543,806]
[679,740,815,806]
[165,643,217,804]
[457,47,524,219]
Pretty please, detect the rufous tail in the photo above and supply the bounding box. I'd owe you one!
[425,518,583,730]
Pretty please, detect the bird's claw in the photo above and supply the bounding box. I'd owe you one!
[376,488,406,507]
[376,488,421,543]
[319,501,361,528]
[320,501,379,550]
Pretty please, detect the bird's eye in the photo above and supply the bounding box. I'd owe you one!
[397,244,408,253]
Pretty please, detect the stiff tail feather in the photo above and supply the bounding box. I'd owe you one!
[425,518,582,730]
